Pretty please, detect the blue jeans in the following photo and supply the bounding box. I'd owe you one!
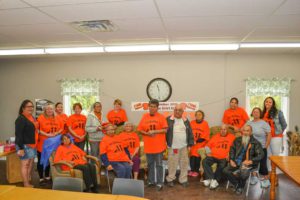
[111,162,132,178]
[146,152,164,185]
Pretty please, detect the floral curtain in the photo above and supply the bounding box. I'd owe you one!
[59,78,101,96]
[246,77,292,97]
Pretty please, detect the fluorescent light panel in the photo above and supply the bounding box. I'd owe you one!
[45,47,104,54]
[105,45,169,52]
[170,44,239,51]
[240,43,300,48]
[0,49,45,55]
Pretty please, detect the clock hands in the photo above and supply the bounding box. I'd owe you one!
[157,84,161,100]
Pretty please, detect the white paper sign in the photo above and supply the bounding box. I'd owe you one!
[131,102,199,112]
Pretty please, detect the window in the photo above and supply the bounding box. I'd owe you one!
[59,79,101,116]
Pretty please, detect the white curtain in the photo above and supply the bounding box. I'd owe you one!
[59,78,101,96]
[246,77,292,97]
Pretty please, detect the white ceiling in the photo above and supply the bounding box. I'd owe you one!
[0,0,300,49]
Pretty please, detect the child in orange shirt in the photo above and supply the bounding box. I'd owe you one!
[37,103,63,185]
[119,122,140,179]
[54,134,98,193]
[67,103,87,150]
[189,110,210,177]
[100,124,132,178]
[107,99,128,126]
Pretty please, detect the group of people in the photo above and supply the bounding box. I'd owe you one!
[15,96,287,195]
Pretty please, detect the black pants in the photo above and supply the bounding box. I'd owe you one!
[37,151,50,179]
[74,163,98,189]
[190,156,201,172]
[202,156,227,182]
[75,140,86,151]
[259,148,268,176]
[223,165,251,189]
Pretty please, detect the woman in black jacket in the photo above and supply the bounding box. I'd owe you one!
[15,99,38,187]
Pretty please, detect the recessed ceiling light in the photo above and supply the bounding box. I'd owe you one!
[45,47,104,54]
[0,49,45,56]
[105,45,169,52]
[170,44,239,51]
[240,43,300,48]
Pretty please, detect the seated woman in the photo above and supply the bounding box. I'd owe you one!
[54,134,99,193]
[100,124,133,178]
[119,122,140,179]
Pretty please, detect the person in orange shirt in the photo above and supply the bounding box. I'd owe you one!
[100,124,133,178]
[67,103,87,150]
[119,122,140,179]
[222,97,249,135]
[189,110,210,177]
[137,99,168,191]
[107,99,128,127]
[55,102,68,134]
[202,124,235,189]
[54,134,99,193]
[37,103,63,185]
[15,99,38,187]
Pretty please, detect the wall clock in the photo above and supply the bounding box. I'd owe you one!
[146,78,172,102]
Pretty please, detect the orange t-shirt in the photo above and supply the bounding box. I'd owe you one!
[37,114,63,152]
[54,144,87,171]
[190,120,210,157]
[137,112,168,154]
[23,113,39,149]
[206,133,235,159]
[56,113,68,134]
[222,107,249,129]
[66,114,87,142]
[263,112,282,138]
[100,135,130,162]
[119,132,140,155]
[107,109,128,125]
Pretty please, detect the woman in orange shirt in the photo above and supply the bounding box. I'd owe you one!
[119,122,140,179]
[37,103,63,185]
[55,102,68,134]
[67,103,87,150]
[15,99,38,187]
[54,134,99,193]
[222,97,249,136]
[107,99,128,127]
[189,110,210,177]
[100,124,133,178]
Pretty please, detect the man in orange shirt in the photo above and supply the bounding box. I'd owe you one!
[137,99,168,191]
[202,124,235,189]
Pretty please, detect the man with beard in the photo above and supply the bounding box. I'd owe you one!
[223,125,264,195]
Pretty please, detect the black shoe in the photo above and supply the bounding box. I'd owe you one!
[167,181,174,187]
[91,186,99,193]
[181,182,189,188]
[235,187,243,195]
[147,182,155,187]
[156,184,163,191]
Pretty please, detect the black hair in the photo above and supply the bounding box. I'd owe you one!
[61,134,71,144]
[195,110,205,119]
[149,99,159,107]
[18,99,33,115]
[262,96,278,119]
[230,97,239,104]
[55,102,63,108]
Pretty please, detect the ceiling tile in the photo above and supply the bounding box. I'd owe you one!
[275,0,300,15]
[260,14,300,27]
[0,0,30,9]
[23,0,129,7]
[246,26,300,38]
[39,0,159,22]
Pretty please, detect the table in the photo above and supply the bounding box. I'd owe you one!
[0,185,148,200]
[0,151,22,183]
[269,156,300,200]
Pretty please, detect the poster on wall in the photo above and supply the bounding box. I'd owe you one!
[35,99,53,118]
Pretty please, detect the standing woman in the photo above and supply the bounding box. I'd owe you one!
[55,102,68,134]
[107,99,128,127]
[67,103,87,150]
[85,102,105,158]
[15,100,38,187]
[37,103,63,185]
[262,97,287,161]
[248,107,271,188]
[222,97,249,136]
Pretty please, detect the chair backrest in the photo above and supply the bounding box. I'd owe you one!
[52,177,84,192]
[112,178,144,197]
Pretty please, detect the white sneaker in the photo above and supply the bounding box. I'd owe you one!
[210,179,219,189]
[203,179,211,187]
[250,176,258,185]
[261,179,271,188]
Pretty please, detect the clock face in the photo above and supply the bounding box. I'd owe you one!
[147,78,172,102]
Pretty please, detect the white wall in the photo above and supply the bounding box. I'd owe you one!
[0,52,299,140]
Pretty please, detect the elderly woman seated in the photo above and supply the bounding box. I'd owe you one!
[100,123,133,178]
[54,134,99,193]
